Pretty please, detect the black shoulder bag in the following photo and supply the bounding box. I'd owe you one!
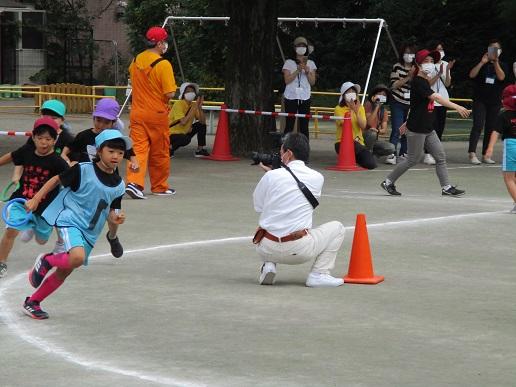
[281,162,319,209]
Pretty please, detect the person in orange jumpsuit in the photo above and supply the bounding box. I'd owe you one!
[125,26,177,199]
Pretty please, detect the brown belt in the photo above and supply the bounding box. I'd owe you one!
[264,229,308,243]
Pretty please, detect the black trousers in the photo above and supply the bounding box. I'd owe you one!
[468,100,501,155]
[334,141,377,170]
[283,98,311,139]
[170,122,207,152]
[433,106,448,140]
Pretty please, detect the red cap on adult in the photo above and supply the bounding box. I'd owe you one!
[33,116,59,132]
[502,84,516,111]
[415,49,440,65]
[146,26,168,43]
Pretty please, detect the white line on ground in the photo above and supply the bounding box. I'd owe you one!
[0,208,505,385]
[360,165,500,172]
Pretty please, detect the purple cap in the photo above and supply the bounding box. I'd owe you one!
[93,98,120,121]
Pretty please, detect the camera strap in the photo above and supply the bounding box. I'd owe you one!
[281,163,319,209]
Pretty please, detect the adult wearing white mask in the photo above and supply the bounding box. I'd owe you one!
[388,43,417,164]
[282,36,317,140]
[169,83,209,158]
[334,82,377,169]
[468,39,507,165]
[381,49,471,197]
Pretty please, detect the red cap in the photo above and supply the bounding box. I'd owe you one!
[146,26,168,43]
[502,84,516,111]
[415,49,440,65]
[33,116,59,132]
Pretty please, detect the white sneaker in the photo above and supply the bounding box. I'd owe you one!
[52,241,67,254]
[19,229,34,243]
[305,272,344,288]
[259,262,276,285]
[423,153,436,165]
[384,154,396,165]
[482,157,496,164]
[152,188,176,196]
[510,204,516,214]
[125,183,147,199]
[469,154,481,165]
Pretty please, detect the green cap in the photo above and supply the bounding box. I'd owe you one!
[41,99,66,117]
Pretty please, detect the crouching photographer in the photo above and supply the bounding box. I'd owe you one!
[252,133,345,287]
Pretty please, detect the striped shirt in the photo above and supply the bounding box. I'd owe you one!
[390,62,411,105]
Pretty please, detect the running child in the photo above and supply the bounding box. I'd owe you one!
[23,130,130,319]
[0,117,69,278]
[485,84,516,213]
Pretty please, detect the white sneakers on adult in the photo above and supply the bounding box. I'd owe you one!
[469,153,481,165]
[305,272,344,288]
[511,204,516,214]
[384,154,396,165]
[482,157,496,164]
[423,153,436,165]
[259,262,276,285]
[152,189,176,196]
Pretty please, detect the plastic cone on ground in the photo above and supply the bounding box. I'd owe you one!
[326,112,364,171]
[203,104,239,161]
[344,214,384,284]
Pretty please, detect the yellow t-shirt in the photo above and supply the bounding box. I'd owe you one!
[334,105,366,145]
[169,99,194,135]
[129,50,177,114]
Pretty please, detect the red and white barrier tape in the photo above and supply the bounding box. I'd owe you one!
[0,131,31,137]
[203,106,350,120]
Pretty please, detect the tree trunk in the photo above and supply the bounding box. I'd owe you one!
[225,0,278,156]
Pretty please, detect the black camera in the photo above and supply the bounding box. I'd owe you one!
[251,132,283,169]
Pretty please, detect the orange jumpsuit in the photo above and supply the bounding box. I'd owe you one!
[126,50,177,192]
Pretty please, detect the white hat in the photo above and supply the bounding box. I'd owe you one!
[339,82,361,103]
[177,82,199,99]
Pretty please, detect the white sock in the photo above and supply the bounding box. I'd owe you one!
[442,185,452,190]
[385,178,393,185]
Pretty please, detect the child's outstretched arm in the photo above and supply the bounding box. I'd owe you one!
[0,152,13,166]
[25,175,61,212]
[11,165,22,183]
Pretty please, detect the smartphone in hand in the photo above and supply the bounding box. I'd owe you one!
[487,46,497,61]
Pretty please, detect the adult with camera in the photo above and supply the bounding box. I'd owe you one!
[364,84,396,163]
[169,83,210,158]
[468,39,508,165]
[282,36,317,140]
[253,133,345,288]
[125,26,177,200]
[334,82,378,170]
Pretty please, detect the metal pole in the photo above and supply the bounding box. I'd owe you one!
[113,40,118,86]
[383,23,399,59]
[276,34,285,63]
[168,23,185,82]
[361,19,384,105]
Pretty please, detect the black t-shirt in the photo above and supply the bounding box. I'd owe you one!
[472,61,508,104]
[494,109,516,140]
[407,76,435,134]
[59,163,123,209]
[25,127,74,156]
[10,145,69,215]
[68,128,135,163]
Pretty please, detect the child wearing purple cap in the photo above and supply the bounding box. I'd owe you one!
[62,98,137,258]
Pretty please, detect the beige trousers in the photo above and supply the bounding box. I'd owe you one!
[256,221,345,274]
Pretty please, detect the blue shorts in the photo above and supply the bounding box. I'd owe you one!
[502,139,516,172]
[58,227,93,266]
[5,202,52,242]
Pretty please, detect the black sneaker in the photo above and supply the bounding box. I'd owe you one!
[194,149,210,157]
[23,297,49,320]
[29,253,52,288]
[0,262,7,278]
[381,180,401,196]
[125,183,147,200]
[106,232,123,258]
[442,186,465,196]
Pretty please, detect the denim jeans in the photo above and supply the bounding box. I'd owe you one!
[389,99,409,156]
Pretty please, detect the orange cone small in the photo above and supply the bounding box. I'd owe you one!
[326,112,364,171]
[203,104,239,161]
[344,214,384,284]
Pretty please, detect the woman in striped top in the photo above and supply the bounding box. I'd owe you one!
[388,43,417,163]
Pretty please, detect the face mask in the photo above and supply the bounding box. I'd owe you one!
[403,54,415,63]
[184,92,196,102]
[439,50,445,60]
[421,63,436,75]
[295,46,307,56]
[161,42,169,54]
[345,92,357,102]
[375,95,387,104]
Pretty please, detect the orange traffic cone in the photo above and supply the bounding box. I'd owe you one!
[203,104,239,161]
[326,112,364,171]
[344,214,384,284]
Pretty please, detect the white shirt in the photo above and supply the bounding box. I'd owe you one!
[253,160,324,237]
[282,59,317,101]
[431,60,450,107]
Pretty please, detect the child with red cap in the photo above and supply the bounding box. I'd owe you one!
[485,84,516,213]
[0,117,69,278]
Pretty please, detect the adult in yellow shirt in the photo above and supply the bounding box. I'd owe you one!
[125,26,177,200]
[334,82,377,169]
[169,83,210,157]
